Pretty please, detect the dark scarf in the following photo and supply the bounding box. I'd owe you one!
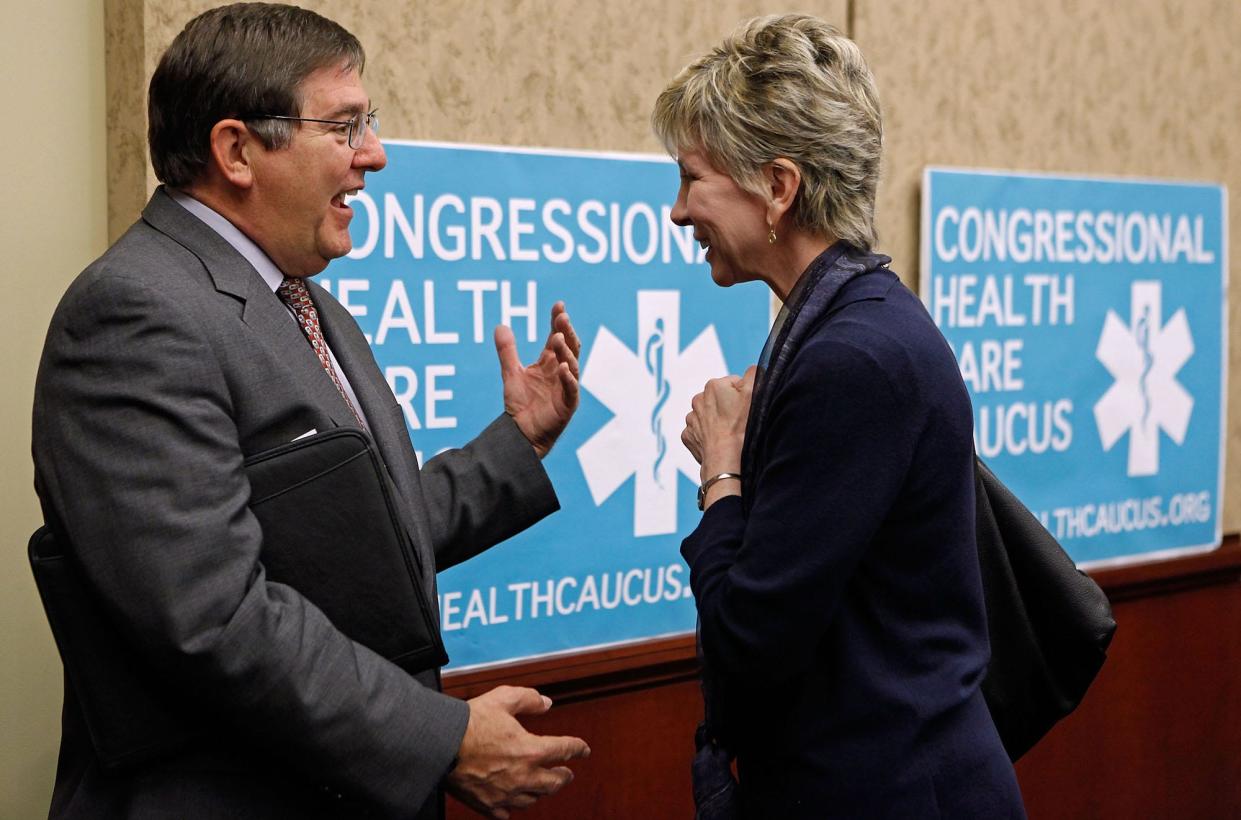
[740,241,893,512]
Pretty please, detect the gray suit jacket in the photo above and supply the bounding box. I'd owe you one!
[32,188,558,819]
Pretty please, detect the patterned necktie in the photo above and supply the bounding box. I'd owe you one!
[276,276,366,428]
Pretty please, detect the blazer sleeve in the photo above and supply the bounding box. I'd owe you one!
[681,334,919,686]
[33,270,467,816]
[419,412,560,571]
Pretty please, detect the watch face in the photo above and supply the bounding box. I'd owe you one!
[696,484,707,511]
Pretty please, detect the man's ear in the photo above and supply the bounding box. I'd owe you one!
[208,119,256,189]
[764,158,802,226]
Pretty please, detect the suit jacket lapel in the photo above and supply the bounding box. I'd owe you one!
[323,328,396,448]
[243,283,357,428]
[142,188,354,428]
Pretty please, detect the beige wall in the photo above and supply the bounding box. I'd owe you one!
[0,3,108,817]
[4,0,1237,815]
[108,0,846,238]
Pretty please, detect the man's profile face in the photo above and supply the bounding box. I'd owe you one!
[246,63,386,278]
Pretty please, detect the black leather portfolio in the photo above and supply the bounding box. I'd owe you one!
[29,427,447,771]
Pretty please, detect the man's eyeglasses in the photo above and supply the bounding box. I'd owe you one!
[250,109,379,149]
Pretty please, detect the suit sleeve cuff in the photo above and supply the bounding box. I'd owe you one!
[393,684,471,802]
[480,413,559,521]
[419,689,472,781]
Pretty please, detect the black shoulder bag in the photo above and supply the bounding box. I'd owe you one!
[974,456,1117,760]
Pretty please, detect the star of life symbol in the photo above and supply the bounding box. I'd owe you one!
[576,291,728,536]
[1093,281,1194,476]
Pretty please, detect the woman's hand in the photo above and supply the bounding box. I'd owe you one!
[683,366,756,507]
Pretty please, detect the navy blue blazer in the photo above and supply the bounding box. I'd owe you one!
[683,265,1025,818]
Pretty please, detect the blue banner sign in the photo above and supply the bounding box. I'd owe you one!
[325,141,770,668]
[921,168,1227,565]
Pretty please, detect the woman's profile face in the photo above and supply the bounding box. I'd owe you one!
[670,147,769,288]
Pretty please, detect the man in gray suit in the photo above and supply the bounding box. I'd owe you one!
[32,4,589,818]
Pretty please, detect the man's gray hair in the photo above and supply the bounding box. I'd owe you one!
[652,14,883,250]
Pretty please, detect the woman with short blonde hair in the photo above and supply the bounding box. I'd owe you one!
[653,14,882,252]
[661,15,1026,818]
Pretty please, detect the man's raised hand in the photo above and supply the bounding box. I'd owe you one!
[494,302,581,457]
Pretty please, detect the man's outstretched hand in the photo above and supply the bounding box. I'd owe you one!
[495,302,581,457]
[445,686,591,819]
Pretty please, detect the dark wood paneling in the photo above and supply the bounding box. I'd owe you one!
[1015,538,1241,820]
[443,637,701,820]
[445,535,1241,819]
[447,680,701,820]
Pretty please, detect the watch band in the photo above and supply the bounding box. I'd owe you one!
[697,472,742,511]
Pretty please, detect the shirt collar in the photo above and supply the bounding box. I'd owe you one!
[167,188,285,293]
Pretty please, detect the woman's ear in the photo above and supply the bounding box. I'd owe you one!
[207,119,255,189]
[764,158,802,226]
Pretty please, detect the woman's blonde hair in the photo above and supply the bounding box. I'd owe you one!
[652,14,882,250]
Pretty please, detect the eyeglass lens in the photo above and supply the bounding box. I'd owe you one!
[348,112,379,149]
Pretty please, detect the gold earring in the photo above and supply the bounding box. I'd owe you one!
[768,228,777,244]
